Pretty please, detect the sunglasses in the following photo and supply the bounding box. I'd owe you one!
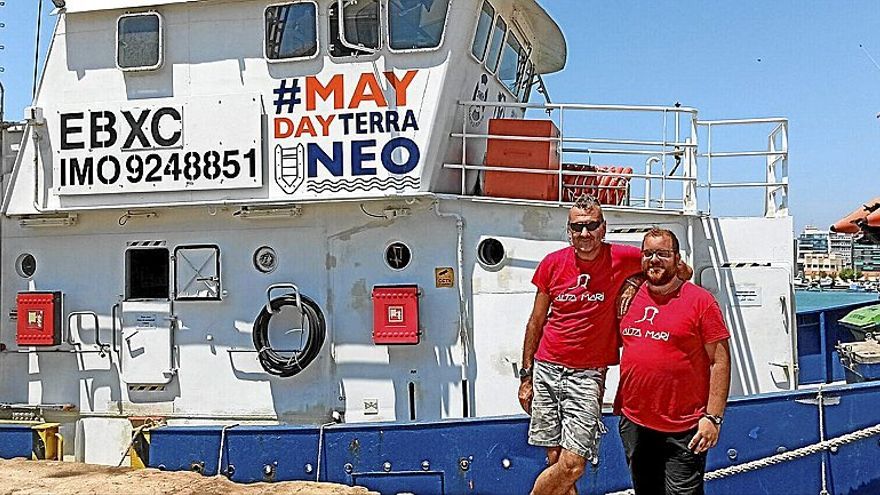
[568,220,605,233]
[642,249,676,260]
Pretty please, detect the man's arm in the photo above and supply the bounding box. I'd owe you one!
[519,291,550,414]
[689,339,731,453]
[617,273,646,319]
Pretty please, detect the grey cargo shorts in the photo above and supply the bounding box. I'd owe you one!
[528,359,607,461]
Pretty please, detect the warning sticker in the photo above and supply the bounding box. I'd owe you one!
[435,267,454,288]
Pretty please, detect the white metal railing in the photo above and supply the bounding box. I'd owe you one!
[446,100,789,217]
[697,118,789,216]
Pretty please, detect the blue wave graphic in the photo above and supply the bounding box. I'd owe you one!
[307,176,420,193]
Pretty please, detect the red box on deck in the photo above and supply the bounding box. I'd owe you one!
[16,291,62,346]
[483,118,561,201]
[372,285,420,345]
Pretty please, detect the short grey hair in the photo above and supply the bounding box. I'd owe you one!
[572,194,603,217]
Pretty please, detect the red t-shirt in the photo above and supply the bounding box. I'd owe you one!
[614,282,730,432]
[531,243,642,369]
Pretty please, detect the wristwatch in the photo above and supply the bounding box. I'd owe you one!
[702,413,723,426]
[518,366,533,380]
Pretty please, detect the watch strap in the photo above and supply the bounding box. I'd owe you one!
[702,413,723,426]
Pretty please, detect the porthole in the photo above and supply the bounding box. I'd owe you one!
[477,238,505,269]
[253,246,278,273]
[16,253,37,278]
[385,242,412,270]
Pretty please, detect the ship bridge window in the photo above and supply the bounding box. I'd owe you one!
[388,0,450,51]
[126,248,169,300]
[470,1,495,61]
[117,12,163,71]
[497,31,528,98]
[265,2,319,60]
[485,17,506,73]
[174,245,221,301]
[329,0,380,57]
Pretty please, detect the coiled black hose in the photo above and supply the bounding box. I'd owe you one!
[252,293,326,377]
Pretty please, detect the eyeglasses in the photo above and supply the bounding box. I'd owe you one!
[568,220,605,233]
[642,249,676,260]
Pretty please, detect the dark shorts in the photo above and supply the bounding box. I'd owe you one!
[618,416,707,495]
[528,360,606,460]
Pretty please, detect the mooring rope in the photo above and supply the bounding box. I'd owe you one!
[605,421,880,495]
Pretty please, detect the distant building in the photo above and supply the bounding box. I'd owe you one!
[853,243,880,280]
[829,232,854,270]
[796,226,830,276]
[803,252,844,279]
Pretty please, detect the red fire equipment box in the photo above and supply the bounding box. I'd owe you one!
[372,285,420,345]
[16,291,62,346]
[482,119,633,205]
[483,118,560,201]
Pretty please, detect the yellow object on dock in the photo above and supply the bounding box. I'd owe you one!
[31,423,62,461]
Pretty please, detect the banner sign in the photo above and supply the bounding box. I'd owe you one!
[269,69,424,198]
[51,95,263,195]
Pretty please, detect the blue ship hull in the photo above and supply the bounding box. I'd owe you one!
[147,380,880,494]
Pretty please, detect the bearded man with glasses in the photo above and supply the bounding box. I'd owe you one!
[520,196,690,495]
[614,227,731,495]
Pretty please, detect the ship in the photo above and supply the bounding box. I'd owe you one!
[1,1,878,494]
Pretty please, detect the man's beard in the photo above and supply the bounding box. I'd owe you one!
[647,266,675,286]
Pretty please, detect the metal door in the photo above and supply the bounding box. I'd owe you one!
[120,300,175,384]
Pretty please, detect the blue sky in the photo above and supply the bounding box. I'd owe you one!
[2,1,879,233]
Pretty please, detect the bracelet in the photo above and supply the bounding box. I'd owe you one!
[702,413,723,426]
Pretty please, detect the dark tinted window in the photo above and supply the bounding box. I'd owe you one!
[498,31,525,97]
[389,0,450,50]
[470,1,495,61]
[485,17,506,73]
[117,13,161,69]
[329,0,380,57]
[265,2,318,60]
[126,248,169,300]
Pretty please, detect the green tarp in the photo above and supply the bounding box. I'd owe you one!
[840,304,880,333]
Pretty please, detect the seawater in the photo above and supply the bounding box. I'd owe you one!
[795,290,880,312]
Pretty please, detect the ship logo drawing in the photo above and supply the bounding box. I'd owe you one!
[634,306,659,325]
[275,143,305,194]
[567,273,591,291]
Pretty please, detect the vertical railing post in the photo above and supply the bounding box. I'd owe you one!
[557,106,565,204]
[819,311,830,384]
[460,104,467,195]
[780,121,789,215]
[683,114,698,214]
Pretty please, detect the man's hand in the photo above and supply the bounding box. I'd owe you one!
[518,378,533,415]
[677,260,693,281]
[688,417,720,453]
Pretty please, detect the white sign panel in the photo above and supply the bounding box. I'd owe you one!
[51,95,263,195]
[268,68,426,199]
[734,284,763,307]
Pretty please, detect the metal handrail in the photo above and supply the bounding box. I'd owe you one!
[698,117,787,126]
[459,100,699,114]
[66,311,110,356]
[443,163,698,182]
[451,99,789,217]
[449,132,696,149]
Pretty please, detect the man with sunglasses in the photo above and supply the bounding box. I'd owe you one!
[614,228,730,495]
[521,195,665,495]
